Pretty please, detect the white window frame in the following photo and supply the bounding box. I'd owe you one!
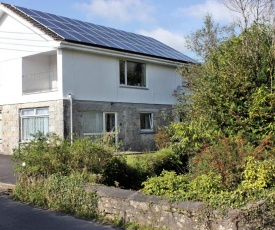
[83,112,118,145]
[119,60,146,88]
[20,107,49,142]
[140,112,154,132]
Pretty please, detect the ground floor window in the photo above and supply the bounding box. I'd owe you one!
[140,113,153,131]
[20,107,49,141]
[0,113,2,140]
[82,111,118,144]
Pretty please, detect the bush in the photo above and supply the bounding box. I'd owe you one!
[127,148,184,178]
[154,130,172,150]
[141,170,190,198]
[242,156,275,191]
[148,148,184,175]
[187,172,224,200]
[12,133,115,178]
[190,135,275,191]
[102,157,146,190]
[44,173,98,218]
[13,173,98,218]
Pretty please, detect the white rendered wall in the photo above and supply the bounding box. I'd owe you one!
[0,12,62,105]
[62,49,182,105]
[0,12,58,62]
[0,10,182,106]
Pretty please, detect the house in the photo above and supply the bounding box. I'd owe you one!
[0,3,195,154]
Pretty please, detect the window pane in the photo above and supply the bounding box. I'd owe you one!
[82,112,103,133]
[127,61,146,87]
[105,113,116,132]
[119,60,125,85]
[36,107,49,115]
[22,117,49,140]
[0,114,2,140]
[22,109,35,116]
[140,113,153,130]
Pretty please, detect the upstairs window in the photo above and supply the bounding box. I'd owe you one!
[120,60,146,87]
[140,113,153,131]
[20,107,49,141]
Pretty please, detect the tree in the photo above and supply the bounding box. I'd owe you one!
[185,14,235,61]
[170,17,275,155]
[223,0,275,29]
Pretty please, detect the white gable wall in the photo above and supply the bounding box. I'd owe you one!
[0,11,62,105]
[62,49,181,105]
[0,11,58,61]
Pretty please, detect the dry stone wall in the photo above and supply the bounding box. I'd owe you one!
[86,186,265,230]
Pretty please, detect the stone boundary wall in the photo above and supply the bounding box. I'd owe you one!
[86,186,244,230]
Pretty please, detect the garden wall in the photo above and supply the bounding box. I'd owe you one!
[86,186,247,230]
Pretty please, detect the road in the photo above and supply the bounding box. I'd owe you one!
[0,195,115,230]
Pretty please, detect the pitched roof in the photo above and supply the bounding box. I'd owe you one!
[1,3,196,63]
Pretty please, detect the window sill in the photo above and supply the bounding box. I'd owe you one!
[22,89,58,95]
[120,85,149,90]
[140,130,156,134]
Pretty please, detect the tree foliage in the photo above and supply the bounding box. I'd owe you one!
[170,15,275,155]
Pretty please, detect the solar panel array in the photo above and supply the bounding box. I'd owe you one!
[14,5,195,63]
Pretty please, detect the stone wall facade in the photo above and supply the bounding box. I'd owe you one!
[64,100,172,151]
[0,99,171,154]
[87,186,261,230]
[0,100,64,155]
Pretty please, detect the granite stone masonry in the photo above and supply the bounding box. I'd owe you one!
[1,100,64,155]
[86,186,268,230]
[0,99,172,154]
[64,100,172,152]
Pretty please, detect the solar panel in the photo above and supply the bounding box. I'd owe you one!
[13,5,195,63]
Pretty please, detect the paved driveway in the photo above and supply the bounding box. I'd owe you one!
[0,155,116,230]
[0,154,16,185]
[0,195,114,230]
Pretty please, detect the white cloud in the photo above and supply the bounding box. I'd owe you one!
[75,0,155,23]
[139,28,188,53]
[178,0,234,23]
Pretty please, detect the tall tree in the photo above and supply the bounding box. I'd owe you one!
[223,0,275,29]
[171,18,275,154]
[185,14,235,61]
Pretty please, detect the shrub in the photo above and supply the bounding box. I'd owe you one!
[190,135,254,190]
[44,173,98,218]
[141,170,190,198]
[127,148,184,178]
[187,172,224,200]
[190,135,275,191]
[154,130,172,150]
[242,156,275,191]
[102,157,146,190]
[13,174,47,206]
[13,173,98,218]
[148,148,184,175]
[12,133,114,178]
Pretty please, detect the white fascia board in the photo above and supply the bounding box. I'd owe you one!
[59,41,189,68]
[0,4,58,45]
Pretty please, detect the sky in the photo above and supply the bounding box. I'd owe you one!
[1,0,237,60]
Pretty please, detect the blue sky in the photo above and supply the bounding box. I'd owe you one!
[1,0,236,60]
